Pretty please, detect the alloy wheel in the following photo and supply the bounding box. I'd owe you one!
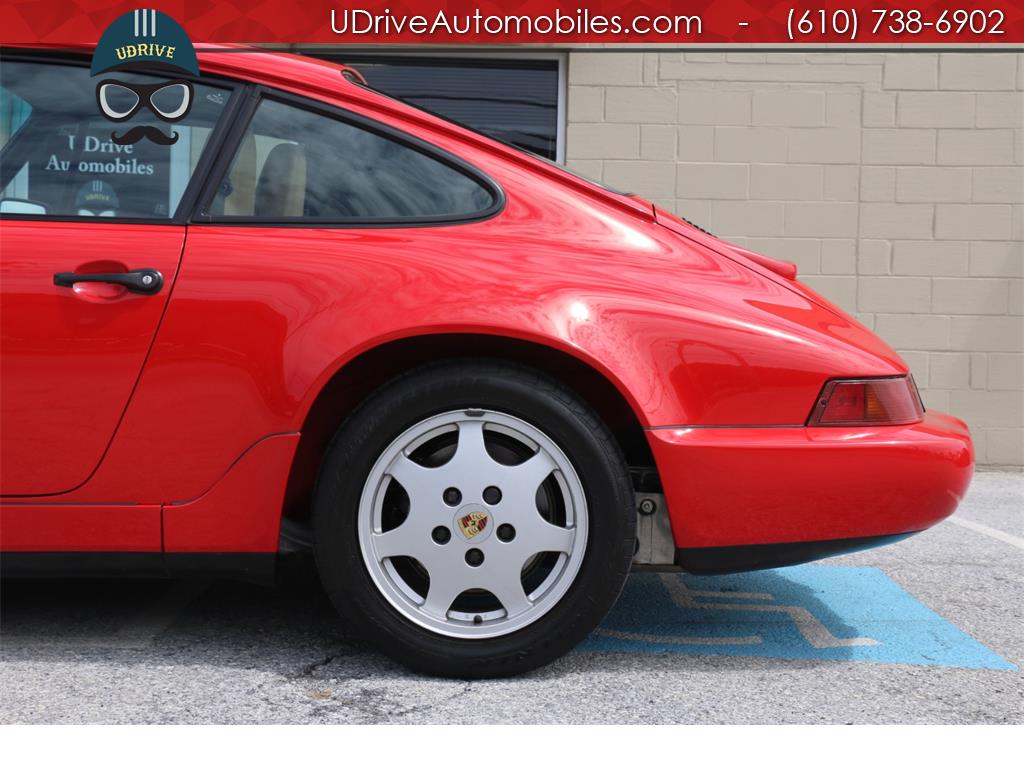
[357,409,588,639]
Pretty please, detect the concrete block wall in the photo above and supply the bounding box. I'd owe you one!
[566,51,1023,467]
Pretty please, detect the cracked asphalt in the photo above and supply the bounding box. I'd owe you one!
[1,470,1021,724]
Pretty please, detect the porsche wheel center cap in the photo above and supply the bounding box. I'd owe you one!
[455,505,492,542]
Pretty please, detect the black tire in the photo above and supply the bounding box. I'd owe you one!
[312,360,635,678]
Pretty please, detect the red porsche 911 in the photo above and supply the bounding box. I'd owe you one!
[0,46,973,677]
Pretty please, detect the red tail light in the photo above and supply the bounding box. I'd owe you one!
[808,376,924,426]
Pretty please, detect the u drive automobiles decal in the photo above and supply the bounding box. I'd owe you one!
[91,9,200,146]
[582,565,1015,670]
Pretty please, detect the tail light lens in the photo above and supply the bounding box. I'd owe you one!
[808,376,924,426]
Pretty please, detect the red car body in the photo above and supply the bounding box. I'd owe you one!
[1,46,973,576]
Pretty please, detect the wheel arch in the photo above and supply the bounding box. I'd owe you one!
[282,332,651,522]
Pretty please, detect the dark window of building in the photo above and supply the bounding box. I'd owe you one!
[319,55,561,161]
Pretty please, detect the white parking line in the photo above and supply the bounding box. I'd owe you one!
[950,516,1024,551]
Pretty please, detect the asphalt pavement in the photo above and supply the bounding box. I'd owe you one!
[1,470,1021,724]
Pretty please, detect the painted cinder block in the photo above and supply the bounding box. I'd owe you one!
[883,54,938,90]
[937,129,1017,166]
[898,92,975,128]
[566,123,639,159]
[863,129,936,165]
[933,278,1009,315]
[874,314,950,350]
[752,90,826,126]
[677,89,752,125]
[676,162,748,199]
[784,202,859,238]
[939,53,1018,92]
[858,277,932,313]
[749,164,823,200]
[787,127,861,164]
[896,167,971,203]
[604,160,676,198]
[860,203,934,238]
[567,85,604,123]
[892,241,969,277]
[714,126,787,162]
[975,93,1024,128]
[569,52,644,86]
[605,86,678,123]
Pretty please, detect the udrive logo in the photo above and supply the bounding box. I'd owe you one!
[90,9,200,146]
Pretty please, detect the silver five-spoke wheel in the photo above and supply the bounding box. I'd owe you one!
[358,409,588,639]
[314,361,634,676]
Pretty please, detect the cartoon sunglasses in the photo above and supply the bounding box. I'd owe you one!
[95,79,194,123]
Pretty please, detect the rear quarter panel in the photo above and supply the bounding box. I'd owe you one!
[36,52,906,508]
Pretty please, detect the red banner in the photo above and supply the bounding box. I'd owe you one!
[3,0,1024,44]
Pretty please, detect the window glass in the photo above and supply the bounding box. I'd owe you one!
[0,60,231,218]
[211,98,495,220]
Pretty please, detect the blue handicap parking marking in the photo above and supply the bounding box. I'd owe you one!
[581,565,1015,670]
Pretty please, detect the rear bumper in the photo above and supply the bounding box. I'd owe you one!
[675,532,917,574]
[648,411,974,554]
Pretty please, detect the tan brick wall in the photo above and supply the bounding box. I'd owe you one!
[566,51,1024,467]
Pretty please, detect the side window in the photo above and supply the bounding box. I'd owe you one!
[0,59,232,219]
[210,98,497,221]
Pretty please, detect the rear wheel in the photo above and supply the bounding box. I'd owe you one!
[312,361,635,677]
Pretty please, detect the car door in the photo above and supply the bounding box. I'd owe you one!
[157,90,503,550]
[0,56,235,497]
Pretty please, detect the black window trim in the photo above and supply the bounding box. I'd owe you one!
[191,84,506,229]
[0,50,252,227]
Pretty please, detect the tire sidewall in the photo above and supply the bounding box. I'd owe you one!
[312,362,634,677]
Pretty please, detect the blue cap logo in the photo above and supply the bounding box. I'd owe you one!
[91,10,199,146]
[91,9,199,77]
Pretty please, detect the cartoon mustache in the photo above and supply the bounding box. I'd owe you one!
[111,126,179,146]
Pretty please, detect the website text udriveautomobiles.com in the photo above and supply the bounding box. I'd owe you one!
[326,4,1014,42]
[330,7,704,37]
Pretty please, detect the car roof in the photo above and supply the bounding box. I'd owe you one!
[14,42,362,97]
[7,43,655,221]
[9,43,499,150]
